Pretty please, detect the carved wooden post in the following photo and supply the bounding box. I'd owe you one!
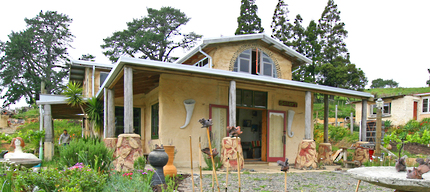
[124,66,133,134]
[324,95,329,143]
[229,80,236,127]
[361,100,368,142]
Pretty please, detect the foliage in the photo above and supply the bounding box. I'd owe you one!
[12,108,39,119]
[384,118,430,150]
[313,102,355,119]
[79,54,96,62]
[365,87,430,98]
[101,7,201,63]
[370,78,399,88]
[103,170,154,192]
[235,0,264,35]
[59,136,114,172]
[203,154,223,170]
[86,97,103,132]
[163,175,179,192]
[314,123,358,144]
[317,56,367,90]
[0,10,74,107]
[133,156,147,171]
[270,0,293,45]
[63,82,85,111]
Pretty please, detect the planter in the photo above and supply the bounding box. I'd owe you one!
[148,148,168,186]
[163,145,177,177]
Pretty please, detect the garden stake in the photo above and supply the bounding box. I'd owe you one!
[236,137,241,192]
[199,137,203,192]
[355,180,361,192]
[206,130,220,192]
[190,135,195,192]
[284,171,287,192]
[225,158,229,192]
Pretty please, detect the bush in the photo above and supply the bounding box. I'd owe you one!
[203,154,223,170]
[59,136,114,172]
[134,156,146,170]
[314,123,358,144]
[103,169,154,192]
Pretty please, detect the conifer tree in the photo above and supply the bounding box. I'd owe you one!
[270,0,293,44]
[235,0,264,35]
[318,0,348,64]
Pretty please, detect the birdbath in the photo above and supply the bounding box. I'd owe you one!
[347,166,430,192]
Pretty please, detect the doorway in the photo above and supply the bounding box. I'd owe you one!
[237,108,265,161]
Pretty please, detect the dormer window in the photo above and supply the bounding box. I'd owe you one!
[233,48,277,78]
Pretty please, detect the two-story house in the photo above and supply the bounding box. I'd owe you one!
[37,34,373,169]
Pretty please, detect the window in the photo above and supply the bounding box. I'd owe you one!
[236,89,267,108]
[100,72,109,87]
[151,103,159,139]
[114,107,141,136]
[371,103,391,115]
[423,98,429,113]
[233,48,277,78]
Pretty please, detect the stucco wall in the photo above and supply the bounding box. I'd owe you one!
[82,68,110,98]
[0,115,8,128]
[207,41,293,80]
[156,73,310,168]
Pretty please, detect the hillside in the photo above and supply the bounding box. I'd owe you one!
[364,87,430,97]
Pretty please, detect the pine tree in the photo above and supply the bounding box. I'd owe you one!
[289,14,306,54]
[235,0,264,35]
[318,0,348,64]
[270,0,293,44]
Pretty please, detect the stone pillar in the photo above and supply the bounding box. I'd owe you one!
[221,137,244,171]
[304,91,312,140]
[124,66,133,134]
[113,134,143,171]
[323,95,329,143]
[294,140,317,169]
[44,104,54,161]
[104,88,117,149]
[229,80,236,127]
[361,100,368,141]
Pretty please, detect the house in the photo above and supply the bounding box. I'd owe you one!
[37,34,373,169]
[355,92,430,127]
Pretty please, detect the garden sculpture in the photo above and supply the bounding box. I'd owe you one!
[396,157,406,172]
[3,137,41,168]
[227,126,242,137]
[198,118,213,128]
[277,158,290,172]
[201,147,219,158]
[198,118,220,192]
[407,167,423,179]
[154,144,164,149]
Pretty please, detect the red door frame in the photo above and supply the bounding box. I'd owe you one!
[414,101,418,120]
[266,110,286,162]
[209,104,229,135]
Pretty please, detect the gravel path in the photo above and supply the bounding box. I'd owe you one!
[178,171,392,192]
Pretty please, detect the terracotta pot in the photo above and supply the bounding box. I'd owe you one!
[148,148,168,186]
[163,145,177,177]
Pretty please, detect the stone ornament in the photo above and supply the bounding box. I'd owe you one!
[294,140,317,169]
[221,137,244,171]
[317,143,333,165]
[113,134,143,172]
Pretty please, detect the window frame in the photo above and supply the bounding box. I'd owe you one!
[236,89,267,109]
[151,103,159,139]
[423,97,430,113]
[114,106,141,136]
[371,103,391,115]
[99,71,110,87]
[233,48,277,78]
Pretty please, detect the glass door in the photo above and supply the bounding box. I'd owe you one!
[267,110,286,162]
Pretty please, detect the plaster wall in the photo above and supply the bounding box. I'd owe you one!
[207,41,293,80]
[156,73,309,168]
[0,115,8,128]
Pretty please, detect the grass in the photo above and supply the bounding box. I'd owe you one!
[313,102,355,119]
[12,108,40,119]
[365,87,430,97]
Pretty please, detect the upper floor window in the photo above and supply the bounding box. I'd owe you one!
[100,72,109,87]
[233,48,277,78]
[423,98,429,113]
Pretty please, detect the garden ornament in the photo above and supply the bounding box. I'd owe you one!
[198,118,212,128]
[227,126,242,137]
[396,157,406,172]
[277,158,290,172]
[201,147,219,159]
[4,137,41,168]
[180,99,196,129]
[198,118,220,192]
[407,167,423,179]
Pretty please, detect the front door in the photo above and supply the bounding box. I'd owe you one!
[414,101,418,120]
[209,104,229,151]
[267,110,286,162]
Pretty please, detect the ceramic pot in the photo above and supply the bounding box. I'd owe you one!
[163,145,177,177]
[148,148,168,186]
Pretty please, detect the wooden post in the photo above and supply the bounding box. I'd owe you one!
[305,91,312,140]
[199,137,203,192]
[44,104,54,160]
[103,88,108,139]
[229,80,236,127]
[361,100,368,141]
[124,66,133,134]
[335,105,338,126]
[375,107,382,157]
[107,89,115,138]
[206,128,220,192]
[350,112,354,134]
[324,95,329,143]
[236,137,241,192]
[355,180,361,192]
[225,158,229,192]
[190,136,195,192]
[284,172,287,192]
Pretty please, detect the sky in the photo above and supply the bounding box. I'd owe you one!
[1,0,430,108]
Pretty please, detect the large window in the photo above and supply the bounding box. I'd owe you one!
[236,89,267,108]
[114,107,141,136]
[100,72,109,87]
[423,98,429,113]
[151,103,159,139]
[371,103,391,115]
[233,48,277,78]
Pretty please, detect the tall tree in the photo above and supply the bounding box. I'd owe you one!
[101,7,201,63]
[235,0,264,35]
[318,0,348,64]
[79,54,96,62]
[270,0,293,44]
[0,11,74,107]
[370,78,399,88]
[317,56,367,90]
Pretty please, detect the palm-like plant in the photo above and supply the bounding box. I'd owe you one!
[63,82,86,115]
[86,97,103,132]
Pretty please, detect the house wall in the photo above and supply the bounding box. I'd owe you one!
[207,41,293,80]
[156,73,310,168]
[0,115,8,128]
[82,67,110,98]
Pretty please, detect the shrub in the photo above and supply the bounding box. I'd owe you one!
[203,154,223,170]
[134,156,146,170]
[103,169,154,192]
[59,136,114,172]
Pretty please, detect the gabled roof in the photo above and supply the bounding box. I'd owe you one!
[96,57,373,100]
[174,33,312,67]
